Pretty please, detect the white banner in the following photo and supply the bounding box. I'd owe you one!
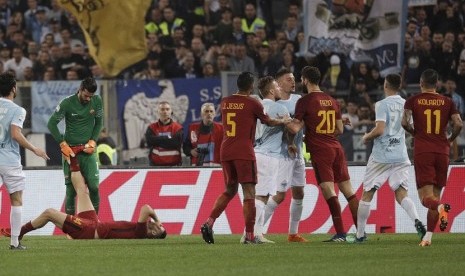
[409,0,437,7]
[302,0,408,77]
[1,166,464,236]
[31,81,81,133]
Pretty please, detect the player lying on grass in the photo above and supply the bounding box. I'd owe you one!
[1,147,166,245]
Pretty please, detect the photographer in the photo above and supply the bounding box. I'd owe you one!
[183,103,223,166]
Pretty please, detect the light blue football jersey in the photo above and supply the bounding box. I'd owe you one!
[0,98,26,166]
[371,95,409,163]
[255,99,289,157]
[277,94,304,158]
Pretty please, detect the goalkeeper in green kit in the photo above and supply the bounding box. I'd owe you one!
[48,77,103,214]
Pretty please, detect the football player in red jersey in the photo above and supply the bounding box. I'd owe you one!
[402,69,463,246]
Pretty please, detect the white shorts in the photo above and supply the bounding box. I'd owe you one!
[363,156,411,192]
[0,165,26,194]
[255,153,280,196]
[276,157,306,193]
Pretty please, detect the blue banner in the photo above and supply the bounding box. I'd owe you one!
[116,78,222,150]
[31,81,82,133]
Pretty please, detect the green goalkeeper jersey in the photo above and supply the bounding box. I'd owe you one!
[48,93,103,146]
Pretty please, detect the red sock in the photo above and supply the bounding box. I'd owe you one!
[19,221,34,239]
[346,194,359,226]
[326,196,345,234]
[422,197,440,211]
[243,199,256,239]
[426,209,439,232]
[207,192,235,227]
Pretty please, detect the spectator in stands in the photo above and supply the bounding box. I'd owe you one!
[229,42,255,73]
[145,7,163,35]
[159,6,185,38]
[45,18,62,45]
[214,53,230,73]
[55,42,88,79]
[283,15,300,42]
[145,101,183,166]
[212,7,233,45]
[402,35,434,86]
[434,40,456,79]
[0,0,13,28]
[4,46,32,80]
[32,50,51,80]
[231,16,246,44]
[8,30,27,54]
[321,54,350,91]
[241,2,266,35]
[27,8,50,44]
[66,68,79,80]
[42,65,57,80]
[23,0,49,28]
[202,62,215,77]
[444,77,465,118]
[97,128,117,166]
[255,43,278,78]
[348,78,374,110]
[90,64,104,79]
[0,45,9,63]
[456,59,465,95]
[183,102,223,166]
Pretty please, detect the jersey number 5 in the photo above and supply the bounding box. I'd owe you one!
[424,109,440,134]
[226,112,236,137]
[316,110,336,134]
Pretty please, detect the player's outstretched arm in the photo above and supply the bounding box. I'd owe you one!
[11,125,49,160]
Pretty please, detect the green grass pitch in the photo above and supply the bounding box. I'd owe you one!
[1,233,464,276]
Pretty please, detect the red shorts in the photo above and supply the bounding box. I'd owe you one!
[221,160,257,185]
[69,145,85,172]
[311,147,350,184]
[62,210,98,239]
[414,152,449,189]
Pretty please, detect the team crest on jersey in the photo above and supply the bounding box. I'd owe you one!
[90,109,95,115]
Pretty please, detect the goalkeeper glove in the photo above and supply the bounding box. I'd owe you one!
[60,141,75,164]
[83,140,96,154]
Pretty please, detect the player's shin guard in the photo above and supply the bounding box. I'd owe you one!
[346,194,359,226]
[208,192,235,226]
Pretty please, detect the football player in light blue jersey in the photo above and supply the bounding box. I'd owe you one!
[0,72,49,249]
[243,76,289,244]
[262,69,308,242]
[351,74,426,243]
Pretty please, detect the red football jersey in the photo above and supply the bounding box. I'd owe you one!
[220,94,270,161]
[294,92,342,150]
[97,221,147,239]
[404,92,459,155]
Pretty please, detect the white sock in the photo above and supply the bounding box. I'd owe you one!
[254,199,265,236]
[10,206,22,247]
[289,198,303,235]
[400,197,420,221]
[357,200,371,239]
[423,231,433,242]
[263,198,278,225]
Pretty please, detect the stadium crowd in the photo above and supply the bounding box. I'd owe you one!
[2,0,465,162]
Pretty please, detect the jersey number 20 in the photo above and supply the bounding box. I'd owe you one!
[316,110,336,134]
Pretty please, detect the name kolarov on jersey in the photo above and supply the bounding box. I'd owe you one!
[417,99,445,106]
[222,102,245,109]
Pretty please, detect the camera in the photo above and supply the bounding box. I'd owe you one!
[196,147,209,166]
